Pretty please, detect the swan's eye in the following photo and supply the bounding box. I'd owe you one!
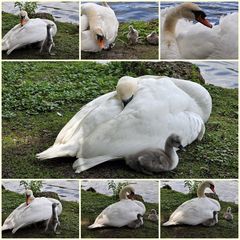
[97,34,104,40]
[192,10,206,19]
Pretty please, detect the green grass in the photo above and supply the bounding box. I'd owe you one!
[161,188,238,238]
[2,190,79,238]
[2,12,79,59]
[81,190,159,238]
[81,19,159,59]
[2,61,238,178]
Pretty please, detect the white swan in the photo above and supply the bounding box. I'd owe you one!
[36,75,212,173]
[2,189,62,233]
[88,185,146,228]
[81,3,119,52]
[2,10,57,55]
[163,181,221,226]
[161,3,238,59]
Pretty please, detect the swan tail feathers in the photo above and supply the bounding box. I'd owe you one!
[162,221,178,226]
[88,223,105,229]
[36,144,77,160]
[73,156,121,173]
[2,223,12,231]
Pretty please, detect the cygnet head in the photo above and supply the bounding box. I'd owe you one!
[25,189,34,205]
[116,76,138,107]
[227,207,232,213]
[177,3,212,28]
[150,209,157,214]
[166,134,184,150]
[19,10,29,26]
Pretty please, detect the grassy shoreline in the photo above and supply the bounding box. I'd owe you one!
[161,188,238,238]
[2,189,79,238]
[81,190,159,238]
[2,12,79,59]
[2,61,238,178]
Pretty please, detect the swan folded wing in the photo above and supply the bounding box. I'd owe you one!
[54,91,117,145]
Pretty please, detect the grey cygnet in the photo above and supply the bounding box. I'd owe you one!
[45,203,60,233]
[127,25,139,45]
[202,211,218,227]
[146,31,159,45]
[125,134,184,175]
[127,214,143,229]
[40,24,55,55]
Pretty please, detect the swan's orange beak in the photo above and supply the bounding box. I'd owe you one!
[196,16,213,28]
[26,195,31,205]
[20,18,27,26]
[97,38,105,49]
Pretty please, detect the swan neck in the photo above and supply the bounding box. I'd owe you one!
[197,182,207,198]
[119,188,129,200]
[163,8,181,36]
[164,141,178,170]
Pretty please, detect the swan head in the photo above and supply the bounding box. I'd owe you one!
[197,180,215,197]
[116,76,138,107]
[19,10,29,26]
[94,28,105,50]
[25,189,34,205]
[167,134,184,150]
[177,3,212,28]
[119,185,135,200]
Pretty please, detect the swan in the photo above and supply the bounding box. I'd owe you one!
[125,134,184,174]
[127,26,139,45]
[161,3,238,59]
[2,189,62,233]
[223,207,233,221]
[163,181,221,226]
[88,185,146,228]
[2,10,57,55]
[81,3,119,52]
[202,211,218,227]
[36,75,212,173]
[148,209,158,222]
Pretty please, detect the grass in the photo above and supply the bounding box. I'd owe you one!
[81,190,159,238]
[161,188,238,238]
[2,189,79,238]
[81,19,159,59]
[2,12,79,59]
[2,61,238,178]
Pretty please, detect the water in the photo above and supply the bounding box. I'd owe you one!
[2,2,79,24]
[161,2,238,25]
[161,180,238,204]
[86,2,159,22]
[82,180,159,203]
[3,180,79,202]
[193,61,238,88]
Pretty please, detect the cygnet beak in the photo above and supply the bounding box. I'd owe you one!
[178,145,185,151]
